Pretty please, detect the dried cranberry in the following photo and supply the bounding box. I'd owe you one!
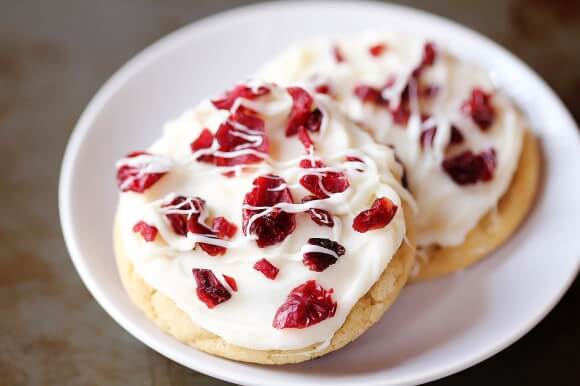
[299,159,350,199]
[301,195,334,227]
[421,84,440,98]
[132,221,158,242]
[353,84,387,105]
[346,155,363,163]
[305,108,323,132]
[195,216,237,257]
[461,88,495,130]
[190,128,215,163]
[412,42,437,78]
[332,45,345,63]
[391,103,411,125]
[442,148,497,185]
[315,84,331,94]
[390,85,411,125]
[180,201,225,256]
[163,196,235,256]
[286,87,323,136]
[242,174,296,248]
[450,125,465,145]
[369,43,387,57]
[222,274,238,292]
[214,108,269,168]
[211,84,270,111]
[297,127,314,150]
[253,258,279,280]
[163,195,205,236]
[116,151,168,193]
[422,42,437,66]
[192,269,231,308]
[273,280,337,329]
[353,197,399,233]
[302,238,345,272]
[212,217,238,239]
[420,125,464,149]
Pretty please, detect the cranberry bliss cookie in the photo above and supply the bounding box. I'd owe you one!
[113,82,415,364]
[258,32,540,281]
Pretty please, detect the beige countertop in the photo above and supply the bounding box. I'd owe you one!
[1,1,578,385]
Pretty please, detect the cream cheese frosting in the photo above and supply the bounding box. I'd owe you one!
[257,31,525,247]
[116,82,410,350]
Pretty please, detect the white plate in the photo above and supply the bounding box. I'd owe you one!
[59,2,580,385]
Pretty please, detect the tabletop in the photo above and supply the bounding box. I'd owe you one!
[1,0,579,385]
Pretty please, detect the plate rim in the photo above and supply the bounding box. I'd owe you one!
[59,1,580,385]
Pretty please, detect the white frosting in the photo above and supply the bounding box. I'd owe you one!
[258,31,525,247]
[117,83,409,350]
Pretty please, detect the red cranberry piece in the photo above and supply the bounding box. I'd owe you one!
[461,88,495,130]
[242,174,296,248]
[442,148,497,185]
[353,84,387,105]
[190,128,215,163]
[196,217,237,256]
[346,156,363,163]
[198,243,226,257]
[353,197,399,233]
[214,108,269,168]
[332,45,345,63]
[391,103,411,125]
[421,84,440,98]
[305,108,323,132]
[189,216,237,257]
[298,127,315,150]
[253,258,279,280]
[301,195,334,227]
[116,151,168,193]
[299,159,350,199]
[132,221,158,242]
[422,42,437,66]
[315,84,331,94]
[450,125,465,145]
[286,87,323,136]
[162,196,205,236]
[412,42,437,78]
[212,217,238,239]
[273,280,337,329]
[420,125,464,149]
[390,85,411,125]
[369,43,387,57]
[163,196,234,256]
[173,199,224,257]
[302,238,345,272]
[211,84,270,110]
[222,274,238,292]
[192,268,231,308]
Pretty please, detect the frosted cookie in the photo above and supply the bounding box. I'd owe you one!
[113,82,415,363]
[258,32,539,281]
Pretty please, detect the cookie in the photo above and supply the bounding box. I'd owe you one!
[258,32,538,280]
[114,201,415,364]
[113,82,416,362]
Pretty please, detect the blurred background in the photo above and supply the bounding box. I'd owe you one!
[1,1,578,385]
